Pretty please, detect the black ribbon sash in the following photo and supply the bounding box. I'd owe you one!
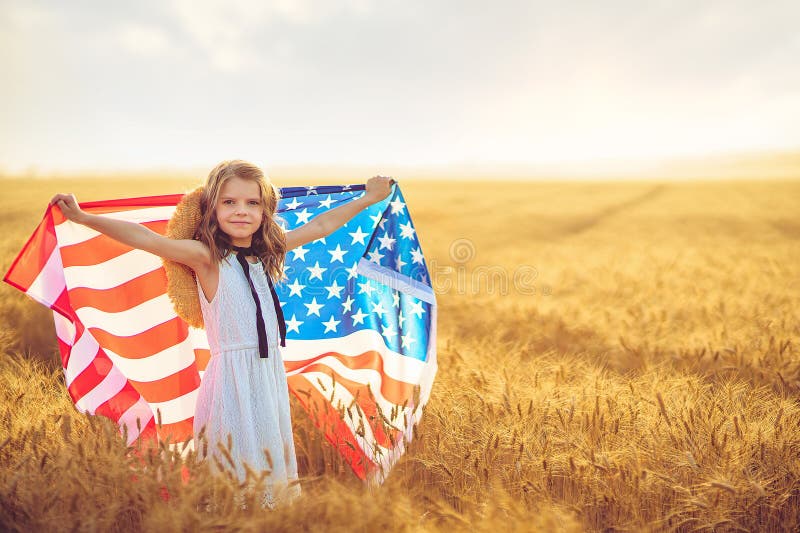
[232,246,287,358]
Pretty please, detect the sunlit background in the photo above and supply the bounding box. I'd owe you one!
[1,0,799,179]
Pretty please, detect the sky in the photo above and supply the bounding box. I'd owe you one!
[1,0,799,175]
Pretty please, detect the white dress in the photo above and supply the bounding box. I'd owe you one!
[193,253,301,508]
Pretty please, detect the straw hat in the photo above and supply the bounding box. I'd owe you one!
[163,187,205,329]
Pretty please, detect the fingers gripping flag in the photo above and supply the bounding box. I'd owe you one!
[3,183,437,482]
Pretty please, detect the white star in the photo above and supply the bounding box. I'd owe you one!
[307,261,327,280]
[319,195,335,209]
[381,323,398,339]
[392,291,400,308]
[389,199,406,215]
[341,295,355,312]
[295,209,313,224]
[369,213,388,229]
[325,280,344,299]
[410,247,424,265]
[349,227,368,245]
[358,280,375,296]
[342,184,352,191]
[322,315,341,333]
[409,300,425,318]
[401,333,416,348]
[291,245,309,261]
[346,262,359,280]
[371,301,387,318]
[285,314,303,333]
[327,244,347,263]
[305,186,317,195]
[285,197,302,210]
[399,221,415,239]
[351,308,368,325]
[367,250,384,264]
[287,279,305,297]
[377,233,396,251]
[304,297,324,317]
[398,311,406,327]
[312,236,327,245]
[394,255,407,270]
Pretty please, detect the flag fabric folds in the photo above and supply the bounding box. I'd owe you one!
[3,183,437,482]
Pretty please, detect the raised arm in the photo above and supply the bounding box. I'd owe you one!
[51,193,211,271]
[284,176,394,251]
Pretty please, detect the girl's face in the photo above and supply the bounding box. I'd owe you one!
[215,176,264,247]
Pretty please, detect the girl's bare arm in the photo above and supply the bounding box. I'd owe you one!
[285,176,394,250]
[51,193,211,271]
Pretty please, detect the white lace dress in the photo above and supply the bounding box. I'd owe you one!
[193,253,301,508]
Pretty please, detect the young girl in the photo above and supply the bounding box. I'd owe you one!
[50,160,394,508]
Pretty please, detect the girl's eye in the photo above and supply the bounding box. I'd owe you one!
[249,201,260,206]
[223,200,234,205]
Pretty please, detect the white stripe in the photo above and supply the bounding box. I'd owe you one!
[26,247,66,308]
[63,250,163,291]
[148,388,200,426]
[357,258,436,304]
[54,206,175,246]
[288,354,406,425]
[76,294,176,337]
[282,329,429,384]
[117,396,154,445]
[74,366,128,415]
[188,326,211,350]
[104,338,198,382]
[53,311,76,346]
[63,326,102,387]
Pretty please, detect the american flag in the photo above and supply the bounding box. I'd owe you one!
[3,183,437,482]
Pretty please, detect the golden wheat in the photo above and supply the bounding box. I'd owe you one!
[0,176,798,531]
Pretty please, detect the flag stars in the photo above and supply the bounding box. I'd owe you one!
[392,291,400,308]
[409,300,426,318]
[304,297,324,317]
[389,199,406,215]
[369,213,388,229]
[351,308,368,325]
[399,221,415,240]
[346,262,359,280]
[410,247,424,265]
[394,255,407,271]
[285,197,302,210]
[348,227,368,245]
[295,209,313,224]
[367,249,384,264]
[398,311,406,328]
[325,280,344,299]
[341,295,355,312]
[287,279,305,297]
[381,323,398,339]
[319,195,335,209]
[327,244,347,263]
[307,261,327,280]
[358,280,375,296]
[291,245,309,261]
[378,233,396,251]
[401,333,416,348]
[322,315,341,333]
[285,314,303,333]
[370,301,387,319]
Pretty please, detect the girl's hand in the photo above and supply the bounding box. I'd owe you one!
[363,175,395,205]
[50,193,86,223]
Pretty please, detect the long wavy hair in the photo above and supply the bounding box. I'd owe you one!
[194,160,286,282]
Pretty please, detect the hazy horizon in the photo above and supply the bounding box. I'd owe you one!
[2,1,799,175]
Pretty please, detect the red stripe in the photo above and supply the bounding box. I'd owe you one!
[59,221,168,267]
[129,364,200,403]
[3,209,57,291]
[288,374,377,480]
[66,348,114,401]
[94,385,142,425]
[195,349,211,372]
[296,362,404,449]
[89,317,189,360]
[79,193,183,210]
[285,350,416,406]
[68,269,168,313]
[156,418,195,444]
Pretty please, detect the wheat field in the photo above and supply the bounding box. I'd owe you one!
[0,176,798,532]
